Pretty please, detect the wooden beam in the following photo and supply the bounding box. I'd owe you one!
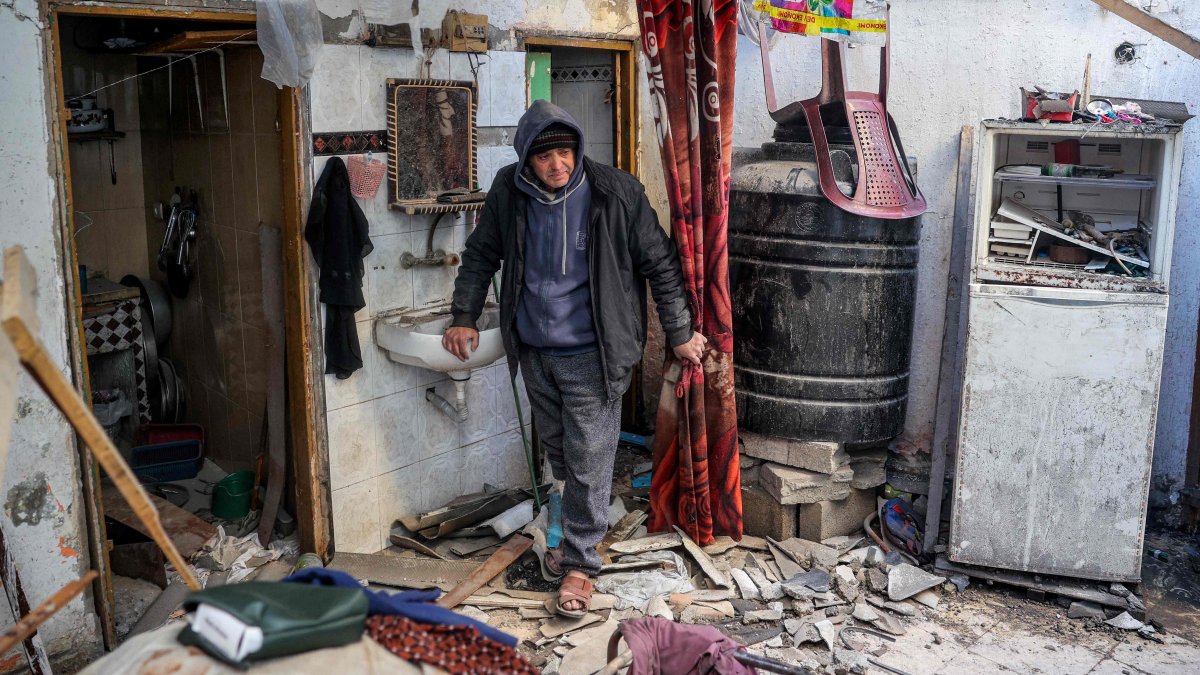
[436,535,534,609]
[1092,0,1200,59]
[48,2,256,22]
[278,85,330,560]
[48,5,120,650]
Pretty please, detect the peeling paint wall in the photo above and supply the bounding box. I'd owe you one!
[733,0,1200,505]
[0,0,102,667]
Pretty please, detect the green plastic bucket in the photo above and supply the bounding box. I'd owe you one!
[211,470,254,519]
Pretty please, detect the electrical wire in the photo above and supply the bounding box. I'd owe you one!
[64,31,254,104]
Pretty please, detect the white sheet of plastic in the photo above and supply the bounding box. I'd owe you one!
[257,0,325,89]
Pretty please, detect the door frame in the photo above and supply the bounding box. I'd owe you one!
[519,33,639,178]
[44,2,328,649]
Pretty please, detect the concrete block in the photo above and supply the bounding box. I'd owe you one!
[761,463,853,505]
[796,488,877,541]
[848,450,888,489]
[741,484,796,540]
[741,431,848,474]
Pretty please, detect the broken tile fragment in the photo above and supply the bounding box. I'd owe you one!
[1106,612,1144,630]
[913,589,939,608]
[852,603,880,622]
[1067,601,1105,620]
[815,619,836,651]
[730,568,760,601]
[786,569,832,594]
[887,564,943,601]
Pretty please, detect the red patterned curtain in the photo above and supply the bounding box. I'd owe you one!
[640,0,742,544]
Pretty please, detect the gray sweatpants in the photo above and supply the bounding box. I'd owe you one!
[519,347,621,575]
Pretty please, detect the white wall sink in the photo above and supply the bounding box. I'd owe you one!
[374,303,504,380]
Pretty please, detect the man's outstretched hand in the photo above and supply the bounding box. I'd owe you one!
[673,331,707,366]
[442,326,480,362]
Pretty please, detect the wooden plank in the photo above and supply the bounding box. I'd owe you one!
[464,593,549,610]
[437,535,533,609]
[257,224,286,546]
[101,490,215,560]
[673,526,731,588]
[48,9,119,647]
[926,125,974,556]
[330,552,481,590]
[0,570,98,656]
[3,246,201,591]
[1091,0,1200,59]
[609,532,681,555]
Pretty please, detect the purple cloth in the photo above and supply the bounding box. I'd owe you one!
[283,568,517,647]
[619,617,756,675]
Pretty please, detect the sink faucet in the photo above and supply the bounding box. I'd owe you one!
[401,211,462,269]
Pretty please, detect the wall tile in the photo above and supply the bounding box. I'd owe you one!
[411,216,462,308]
[255,132,283,227]
[477,146,514,192]
[358,162,408,236]
[248,51,279,136]
[372,337,426,398]
[231,134,261,230]
[416,380,461,460]
[208,134,236,228]
[310,45,362,133]
[324,318,376,411]
[327,402,379,490]
[460,365,509,446]
[226,50,257,134]
[374,388,422,474]
[419,449,467,514]
[486,51,528,127]
[241,323,269,418]
[375,466,423,543]
[366,232,415,314]
[332,479,382,554]
[359,46,418,132]
[235,229,265,330]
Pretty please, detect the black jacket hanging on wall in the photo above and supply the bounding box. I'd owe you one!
[305,157,373,379]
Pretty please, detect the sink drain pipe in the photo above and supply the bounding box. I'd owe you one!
[426,379,468,423]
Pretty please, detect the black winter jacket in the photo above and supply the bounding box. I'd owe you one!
[450,157,693,401]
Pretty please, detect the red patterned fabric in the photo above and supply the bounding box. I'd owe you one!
[366,615,539,674]
[639,0,742,544]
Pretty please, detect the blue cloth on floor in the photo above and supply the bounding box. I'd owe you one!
[284,568,518,647]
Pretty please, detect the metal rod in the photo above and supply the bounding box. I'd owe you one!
[495,274,541,509]
[189,56,203,130]
[216,49,229,124]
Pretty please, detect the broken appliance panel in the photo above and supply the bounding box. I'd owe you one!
[950,120,1184,582]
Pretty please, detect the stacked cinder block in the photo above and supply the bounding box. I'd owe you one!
[740,431,887,541]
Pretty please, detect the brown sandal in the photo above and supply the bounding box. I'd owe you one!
[556,570,593,618]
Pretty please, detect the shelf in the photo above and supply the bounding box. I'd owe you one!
[994,170,1156,190]
[390,201,485,215]
[142,30,257,54]
[68,131,125,143]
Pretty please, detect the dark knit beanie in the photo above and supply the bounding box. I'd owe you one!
[527,123,578,157]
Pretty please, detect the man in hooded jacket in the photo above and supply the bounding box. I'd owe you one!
[444,101,705,615]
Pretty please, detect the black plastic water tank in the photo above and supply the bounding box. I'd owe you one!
[729,141,920,445]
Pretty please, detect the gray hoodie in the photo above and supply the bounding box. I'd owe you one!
[512,101,596,353]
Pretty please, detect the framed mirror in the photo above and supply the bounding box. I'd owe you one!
[386,78,478,212]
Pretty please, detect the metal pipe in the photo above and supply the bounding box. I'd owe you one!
[425,385,467,423]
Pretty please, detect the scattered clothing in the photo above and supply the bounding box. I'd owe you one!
[366,615,538,675]
[618,616,754,675]
[519,347,622,575]
[284,568,517,647]
[305,156,373,379]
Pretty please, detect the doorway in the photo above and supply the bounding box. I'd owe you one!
[48,6,321,649]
